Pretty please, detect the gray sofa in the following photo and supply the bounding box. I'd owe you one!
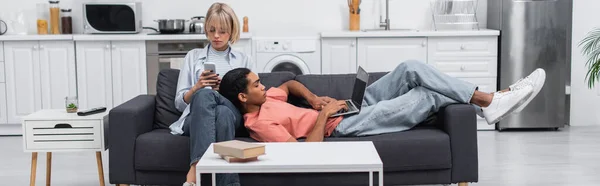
[108,69,479,186]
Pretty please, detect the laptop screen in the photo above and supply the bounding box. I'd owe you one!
[351,67,369,106]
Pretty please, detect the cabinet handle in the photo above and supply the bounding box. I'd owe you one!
[32,46,38,50]
[460,66,466,71]
[112,45,116,49]
[350,41,356,47]
[105,45,110,49]
[421,41,426,47]
[460,45,466,50]
[39,45,44,49]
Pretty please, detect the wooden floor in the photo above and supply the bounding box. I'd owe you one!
[1,126,599,186]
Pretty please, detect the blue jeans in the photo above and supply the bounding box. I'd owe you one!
[183,89,242,186]
[333,60,478,137]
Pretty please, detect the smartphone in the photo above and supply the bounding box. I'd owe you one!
[204,62,216,74]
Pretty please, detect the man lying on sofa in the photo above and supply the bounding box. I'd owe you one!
[218,60,545,142]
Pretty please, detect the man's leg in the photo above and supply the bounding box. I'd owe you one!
[335,86,458,136]
[184,89,242,186]
[362,60,477,107]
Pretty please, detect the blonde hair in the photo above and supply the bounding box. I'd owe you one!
[205,3,240,44]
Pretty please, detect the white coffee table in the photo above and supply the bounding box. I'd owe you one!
[196,141,383,186]
[22,109,108,186]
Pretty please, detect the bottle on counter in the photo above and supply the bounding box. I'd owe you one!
[61,9,72,34]
[37,3,49,34]
[49,0,60,34]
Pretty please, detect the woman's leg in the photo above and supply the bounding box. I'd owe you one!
[183,89,242,185]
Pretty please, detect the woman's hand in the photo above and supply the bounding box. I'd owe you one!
[193,70,219,91]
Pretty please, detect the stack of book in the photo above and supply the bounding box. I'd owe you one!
[213,140,266,163]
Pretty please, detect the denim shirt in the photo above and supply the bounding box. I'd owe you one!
[169,45,255,135]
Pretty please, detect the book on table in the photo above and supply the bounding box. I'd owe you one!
[213,140,265,160]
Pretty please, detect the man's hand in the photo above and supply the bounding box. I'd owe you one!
[321,100,348,117]
[308,96,337,110]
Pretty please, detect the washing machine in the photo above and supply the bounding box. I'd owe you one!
[254,37,321,75]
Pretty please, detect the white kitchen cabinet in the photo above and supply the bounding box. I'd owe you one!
[0,83,8,124]
[0,62,5,83]
[0,41,4,61]
[4,41,43,124]
[39,41,77,109]
[76,41,113,110]
[357,38,427,73]
[76,40,146,110]
[110,41,147,107]
[427,37,498,58]
[321,38,357,74]
[428,57,497,78]
[232,39,252,58]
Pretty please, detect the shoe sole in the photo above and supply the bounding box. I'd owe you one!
[485,89,533,125]
[513,70,546,113]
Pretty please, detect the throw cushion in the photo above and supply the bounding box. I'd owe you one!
[154,69,183,129]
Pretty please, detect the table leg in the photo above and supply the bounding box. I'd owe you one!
[96,152,105,186]
[46,152,52,186]
[379,169,384,186]
[369,171,373,186]
[212,173,216,186]
[30,152,38,186]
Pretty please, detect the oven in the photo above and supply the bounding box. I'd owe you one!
[146,40,208,95]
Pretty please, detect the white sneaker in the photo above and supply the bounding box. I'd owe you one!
[508,68,546,113]
[183,182,196,186]
[482,85,533,124]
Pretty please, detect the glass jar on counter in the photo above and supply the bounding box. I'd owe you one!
[61,9,72,34]
[49,1,60,34]
[36,3,49,34]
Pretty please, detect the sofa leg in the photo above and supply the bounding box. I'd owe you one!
[116,184,130,186]
[458,182,468,186]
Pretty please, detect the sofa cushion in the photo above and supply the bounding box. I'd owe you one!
[135,129,190,171]
[154,69,183,129]
[237,126,451,172]
[294,72,388,100]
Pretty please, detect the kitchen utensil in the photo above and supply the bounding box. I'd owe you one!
[243,16,248,32]
[189,16,205,34]
[149,19,187,34]
[0,20,7,35]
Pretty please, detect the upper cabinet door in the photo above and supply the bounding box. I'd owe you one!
[321,38,358,74]
[110,41,147,107]
[39,41,77,109]
[76,41,113,110]
[357,38,427,73]
[4,41,42,124]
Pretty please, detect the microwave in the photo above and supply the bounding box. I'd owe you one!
[83,2,143,34]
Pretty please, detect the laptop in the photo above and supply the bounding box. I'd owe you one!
[330,66,369,117]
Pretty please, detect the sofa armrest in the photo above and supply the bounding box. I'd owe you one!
[436,104,478,183]
[109,95,156,184]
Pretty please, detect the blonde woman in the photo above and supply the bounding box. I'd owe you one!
[169,3,254,186]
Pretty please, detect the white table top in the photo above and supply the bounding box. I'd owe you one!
[196,141,383,173]
[22,109,108,121]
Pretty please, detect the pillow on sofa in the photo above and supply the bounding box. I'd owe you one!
[154,69,184,129]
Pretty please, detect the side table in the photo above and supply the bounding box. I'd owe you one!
[22,109,108,186]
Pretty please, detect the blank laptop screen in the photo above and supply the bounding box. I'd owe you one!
[351,67,369,106]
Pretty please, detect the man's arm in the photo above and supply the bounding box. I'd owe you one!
[277,80,317,101]
[287,101,347,143]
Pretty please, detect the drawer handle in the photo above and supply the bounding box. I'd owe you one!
[460,45,466,50]
[460,66,466,71]
[54,123,73,128]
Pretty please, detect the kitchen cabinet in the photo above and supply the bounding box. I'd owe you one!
[358,38,427,73]
[232,39,252,59]
[76,41,146,110]
[0,83,7,124]
[321,38,357,74]
[4,41,76,124]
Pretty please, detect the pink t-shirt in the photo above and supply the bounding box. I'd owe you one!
[244,88,343,142]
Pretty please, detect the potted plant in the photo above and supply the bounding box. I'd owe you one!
[65,96,78,113]
[579,28,600,89]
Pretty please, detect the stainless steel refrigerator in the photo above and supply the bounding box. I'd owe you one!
[487,0,572,130]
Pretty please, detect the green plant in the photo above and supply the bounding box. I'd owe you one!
[579,27,600,89]
[67,103,77,109]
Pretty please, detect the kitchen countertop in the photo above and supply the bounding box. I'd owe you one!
[0,32,253,41]
[320,29,500,38]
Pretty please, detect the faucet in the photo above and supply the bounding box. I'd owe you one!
[379,0,390,30]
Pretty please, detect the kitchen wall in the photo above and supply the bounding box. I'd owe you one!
[0,0,487,36]
[571,0,600,126]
